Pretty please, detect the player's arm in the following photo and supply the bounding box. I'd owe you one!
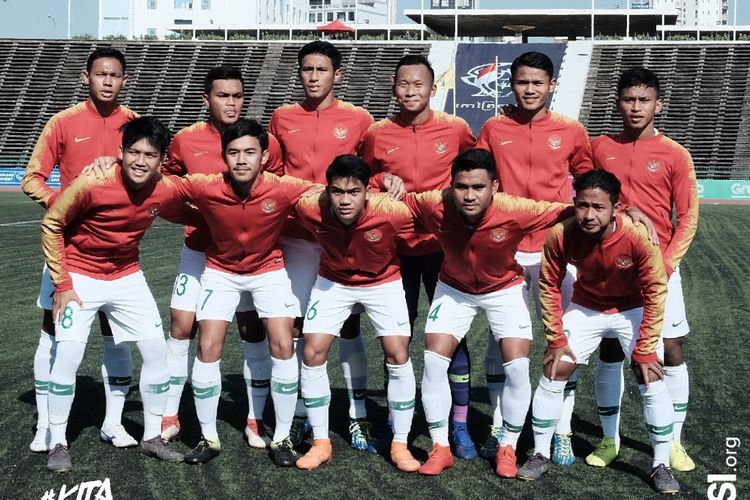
[402,190,444,234]
[22,115,64,208]
[356,109,376,153]
[456,118,478,153]
[161,136,187,176]
[569,124,594,177]
[475,120,492,151]
[662,148,699,275]
[264,132,284,176]
[497,193,574,233]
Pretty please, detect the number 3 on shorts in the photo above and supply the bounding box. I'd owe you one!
[173,274,189,296]
[200,289,214,311]
[427,303,441,322]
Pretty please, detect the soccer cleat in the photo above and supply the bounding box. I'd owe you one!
[418,444,453,476]
[651,464,680,495]
[552,432,576,465]
[450,421,478,459]
[245,419,271,449]
[184,436,221,464]
[478,425,502,460]
[348,419,373,451]
[516,453,553,481]
[139,436,184,463]
[390,441,420,472]
[47,443,72,474]
[30,427,50,453]
[670,440,695,472]
[289,416,311,447]
[296,439,333,470]
[270,437,300,467]
[100,424,138,448]
[495,444,518,478]
[160,415,181,442]
[585,436,619,467]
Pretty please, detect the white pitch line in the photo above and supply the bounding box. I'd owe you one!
[0,219,42,227]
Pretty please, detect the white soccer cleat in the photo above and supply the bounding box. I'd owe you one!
[30,427,51,453]
[100,424,138,448]
[244,419,271,449]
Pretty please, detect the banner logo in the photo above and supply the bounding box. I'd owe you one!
[461,62,513,98]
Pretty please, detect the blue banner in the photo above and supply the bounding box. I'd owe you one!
[447,43,567,135]
[0,168,60,188]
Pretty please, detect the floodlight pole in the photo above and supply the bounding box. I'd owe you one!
[67,0,71,39]
[734,0,737,41]
[591,0,595,40]
[420,0,424,41]
[626,0,630,40]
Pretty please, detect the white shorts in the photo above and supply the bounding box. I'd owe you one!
[37,264,55,310]
[425,280,532,342]
[516,251,576,320]
[303,276,411,337]
[170,245,254,313]
[561,303,664,365]
[661,267,689,339]
[280,237,321,318]
[55,271,164,345]
[196,268,296,322]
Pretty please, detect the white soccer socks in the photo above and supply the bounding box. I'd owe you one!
[664,363,689,441]
[499,357,531,448]
[594,360,625,446]
[339,335,368,420]
[192,358,222,442]
[639,380,674,467]
[136,338,170,441]
[531,376,567,458]
[48,340,87,447]
[101,336,133,430]
[243,340,271,421]
[386,359,416,443]
[555,373,578,435]
[164,335,190,418]
[484,332,505,427]
[421,350,451,446]
[33,331,56,431]
[271,355,299,442]
[300,362,330,440]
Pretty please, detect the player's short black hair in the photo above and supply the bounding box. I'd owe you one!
[451,148,497,181]
[87,47,126,73]
[511,51,554,80]
[573,169,621,205]
[617,67,661,99]
[326,154,371,187]
[297,40,342,70]
[395,54,435,83]
[221,118,268,152]
[121,116,170,155]
[204,66,244,95]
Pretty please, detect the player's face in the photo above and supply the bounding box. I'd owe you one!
[617,85,662,133]
[328,176,369,226]
[119,138,164,190]
[512,65,555,113]
[299,53,341,102]
[574,187,620,238]
[393,64,436,115]
[451,169,499,225]
[223,135,268,186]
[83,57,127,105]
[204,79,244,129]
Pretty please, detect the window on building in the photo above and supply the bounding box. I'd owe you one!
[327,12,334,21]
[147,0,157,9]
[348,11,354,21]
[201,0,210,9]
[174,0,193,8]
[174,18,193,24]
[147,28,157,36]
[309,13,316,22]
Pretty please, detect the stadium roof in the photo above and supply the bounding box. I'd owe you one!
[403,8,679,38]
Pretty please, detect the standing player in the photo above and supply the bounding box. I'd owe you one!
[293,155,420,473]
[268,40,375,450]
[516,169,679,495]
[476,51,593,463]
[361,55,478,458]
[22,47,139,453]
[404,149,575,477]
[582,67,698,471]
[41,117,190,472]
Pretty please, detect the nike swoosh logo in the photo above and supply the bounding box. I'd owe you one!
[155,322,162,328]
[397,321,408,326]
[110,377,131,385]
[386,147,400,154]
[193,387,216,396]
[500,140,513,146]
[518,324,531,329]
[606,156,617,161]
[193,151,208,157]
[671,321,684,328]
[353,390,366,399]
[277,385,298,394]
[75,136,91,143]
[285,303,295,308]
[288,128,302,134]
[315,229,328,234]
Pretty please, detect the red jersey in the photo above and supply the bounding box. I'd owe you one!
[404,190,573,295]
[294,193,413,287]
[23,100,138,208]
[41,166,200,292]
[163,120,283,251]
[539,215,668,364]
[269,99,374,241]
[476,110,593,252]
[591,133,699,275]
[361,110,476,256]
[170,172,314,276]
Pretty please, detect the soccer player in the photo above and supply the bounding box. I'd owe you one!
[22,47,139,453]
[476,51,593,463]
[268,40,376,450]
[404,148,574,477]
[516,169,680,495]
[361,54,478,458]
[40,116,191,473]
[160,66,281,448]
[292,155,420,473]
[583,67,699,471]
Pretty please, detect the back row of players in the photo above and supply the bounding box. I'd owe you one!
[23,41,697,495]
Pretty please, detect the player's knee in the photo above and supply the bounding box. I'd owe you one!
[599,338,626,363]
[384,350,409,366]
[197,340,223,363]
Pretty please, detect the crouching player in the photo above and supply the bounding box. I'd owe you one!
[293,155,419,472]
[41,117,191,473]
[517,170,679,495]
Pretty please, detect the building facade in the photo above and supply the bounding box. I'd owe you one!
[651,0,729,26]
[307,0,391,25]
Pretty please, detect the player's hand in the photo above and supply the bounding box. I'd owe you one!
[634,358,664,386]
[83,156,117,179]
[543,344,576,380]
[625,206,659,246]
[382,173,405,201]
[52,289,83,326]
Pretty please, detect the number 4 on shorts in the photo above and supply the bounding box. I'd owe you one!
[427,303,441,321]
[200,289,214,311]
